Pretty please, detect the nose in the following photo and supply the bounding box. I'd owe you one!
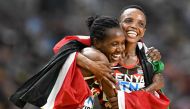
[116,45,124,53]
[130,22,138,29]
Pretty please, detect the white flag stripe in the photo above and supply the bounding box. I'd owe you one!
[41,52,76,109]
[76,35,90,39]
[118,90,125,109]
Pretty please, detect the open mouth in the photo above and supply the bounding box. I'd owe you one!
[111,54,121,61]
[127,30,138,38]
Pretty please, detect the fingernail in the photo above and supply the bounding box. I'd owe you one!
[112,84,116,89]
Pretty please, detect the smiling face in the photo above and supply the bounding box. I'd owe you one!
[95,28,125,63]
[120,8,146,43]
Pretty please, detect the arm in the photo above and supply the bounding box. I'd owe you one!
[79,47,118,107]
[77,49,116,88]
[145,47,165,92]
[144,73,164,93]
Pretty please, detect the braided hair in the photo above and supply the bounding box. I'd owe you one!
[86,16,120,44]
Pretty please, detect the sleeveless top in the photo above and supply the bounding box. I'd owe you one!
[113,59,145,93]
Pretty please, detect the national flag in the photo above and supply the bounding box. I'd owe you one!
[10,35,91,108]
[118,90,170,109]
[42,52,92,109]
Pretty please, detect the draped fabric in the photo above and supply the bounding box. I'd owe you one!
[10,36,91,108]
[118,90,170,109]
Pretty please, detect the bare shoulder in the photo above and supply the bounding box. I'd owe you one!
[81,47,109,63]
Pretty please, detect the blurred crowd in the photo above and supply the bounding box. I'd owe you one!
[0,0,190,109]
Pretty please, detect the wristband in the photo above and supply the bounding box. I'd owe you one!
[152,61,164,73]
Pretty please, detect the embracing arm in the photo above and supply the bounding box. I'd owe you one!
[79,47,118,108]
[76,49,116,88]
[144,73,164,92]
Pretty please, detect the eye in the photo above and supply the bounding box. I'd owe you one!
[111,42,118,46]
[124,18,133,23]
[139,22,145,28]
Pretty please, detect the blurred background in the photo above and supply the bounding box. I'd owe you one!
[0,0,190,109]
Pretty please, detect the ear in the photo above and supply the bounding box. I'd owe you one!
[93,38,101,48]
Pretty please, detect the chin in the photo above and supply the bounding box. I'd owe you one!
[126,39,138,43]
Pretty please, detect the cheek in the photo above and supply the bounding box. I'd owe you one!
[121,23,127,30]
[107,47,116,55]
[122,45,125,51]
[139,28,145,37]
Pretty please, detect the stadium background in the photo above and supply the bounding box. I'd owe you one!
[0,0,190,109]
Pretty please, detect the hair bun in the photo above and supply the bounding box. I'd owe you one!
[86,15,99,30]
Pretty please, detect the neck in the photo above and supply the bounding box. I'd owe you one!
[125,42,137,56]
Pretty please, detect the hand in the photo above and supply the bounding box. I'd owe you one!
[146,47,161,61]
[76,53,116,89]
[109,96,118,109]
[89,61,116,89]
[144,73,164,93]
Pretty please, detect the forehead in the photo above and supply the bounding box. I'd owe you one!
[120,8,146,21]
[105,28,124,38]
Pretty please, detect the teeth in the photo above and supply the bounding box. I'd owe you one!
[112,54,121,61]
[127,31,137,37]
[113,54,121,58]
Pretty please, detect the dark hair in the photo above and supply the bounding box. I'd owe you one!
[119,5,146,20]
[86,16,120,44]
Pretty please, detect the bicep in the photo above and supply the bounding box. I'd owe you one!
[81,47,109,63]
[78,47,109,77]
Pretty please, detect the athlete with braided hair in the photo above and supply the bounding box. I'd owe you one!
[80,16,125,109]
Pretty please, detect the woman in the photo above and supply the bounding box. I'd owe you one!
[119,5,163,92]
[75,5,167,109]
[79,16,126,109]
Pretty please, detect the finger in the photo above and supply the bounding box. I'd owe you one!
[146,47,154,54]
[111,105,119,109]
[104,72,116,83]
[110,102,118,108]
[140,88,146,91]
[109,97,118,103]
[148,50,158,57]
[102,77,116,89]
[148,49,159,58]
[101,61,112,68]
[109,99,118,109]
[153,51,161,61]
[150,50,161,61]
[152,56,160,61]
[101,65,113,74]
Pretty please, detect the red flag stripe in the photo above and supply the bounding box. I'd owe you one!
[53,35,90,54]
[41,52,76,109]
[118,90,170,109]
[53,53,91,109]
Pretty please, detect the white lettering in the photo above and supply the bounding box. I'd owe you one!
[140,76,144,83]
[116,73,124,81]
[124,74,133,82]
[134,75,140,83]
